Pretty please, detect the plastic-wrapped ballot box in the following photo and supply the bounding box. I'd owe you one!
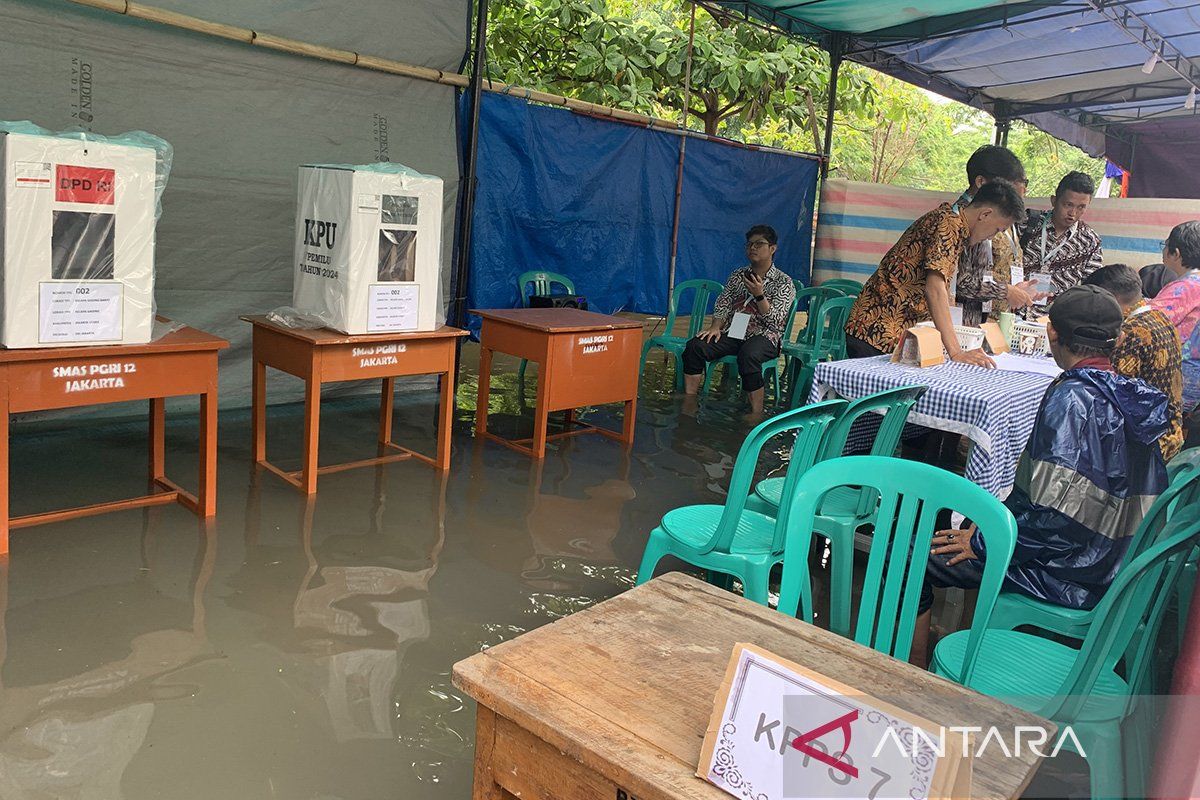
[292,163,443,334]
[0,130,157,348]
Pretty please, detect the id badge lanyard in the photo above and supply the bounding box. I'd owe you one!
[1039,216,1077,266]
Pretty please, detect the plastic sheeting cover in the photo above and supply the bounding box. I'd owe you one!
[466,93,820,334]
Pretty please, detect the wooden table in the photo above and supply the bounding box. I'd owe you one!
[0,323,227,555]
[453,573,1052,800]
[243,316,467,494]
[473,308,641,459]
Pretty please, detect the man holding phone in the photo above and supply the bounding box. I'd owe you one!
[682,225,796,416]
[1019,170,1104,314]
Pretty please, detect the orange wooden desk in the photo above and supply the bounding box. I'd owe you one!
[472,308,641,459]
[243,316,468,494]
[0,323,228,555]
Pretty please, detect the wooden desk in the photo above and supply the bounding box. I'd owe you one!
[453,573,1052,800]
[473,308,641,459]
[0,324,228,554]
[243,316,467,493]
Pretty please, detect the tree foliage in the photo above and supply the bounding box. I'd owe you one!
[487,0,876,137]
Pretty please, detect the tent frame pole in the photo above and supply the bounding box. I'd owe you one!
[667,3,699,310]
[453,0,490,329]
[821,34,845,178]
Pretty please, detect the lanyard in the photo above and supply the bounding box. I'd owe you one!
[1039,216,1077,264]
[1129,303,1153,319]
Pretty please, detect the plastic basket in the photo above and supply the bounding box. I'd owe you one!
[1010,321,1050,357]
[915,321,986,352]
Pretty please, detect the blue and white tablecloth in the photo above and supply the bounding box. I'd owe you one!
[810,356,1056,498]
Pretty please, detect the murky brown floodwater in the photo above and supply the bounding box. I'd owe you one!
[0,341,1088,798]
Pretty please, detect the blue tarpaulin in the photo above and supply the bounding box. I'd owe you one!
[465,93,820,331]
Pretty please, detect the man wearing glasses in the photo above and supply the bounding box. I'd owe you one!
[682,224,796,417]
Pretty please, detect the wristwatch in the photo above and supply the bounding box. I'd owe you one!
[753,293,765,302]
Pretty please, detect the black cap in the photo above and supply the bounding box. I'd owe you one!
[1049,285,1123,349]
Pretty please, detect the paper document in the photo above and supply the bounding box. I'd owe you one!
[991,352,1062,378]
[727,311,751,340]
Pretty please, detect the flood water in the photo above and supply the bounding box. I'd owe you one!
[0,341,1089,799]
[0,343,789,799]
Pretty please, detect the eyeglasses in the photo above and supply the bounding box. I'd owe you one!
[746,240,772,249]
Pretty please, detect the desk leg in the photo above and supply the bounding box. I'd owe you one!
[472,706,505,800]
[252,359,266,464]
[621,396,637,448]
[301,370,321,495]
[149,398,166,482]
[436,373,453,471]
[531,369,550,460]
[379,377,395,446]
[199,375,218,517]
[475,347,493,437]
[0,374,8,556]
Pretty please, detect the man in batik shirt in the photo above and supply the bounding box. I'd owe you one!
[952,146,1043,325]
[683,225,796,416]
[1086,264,1185,461]
[1019,170,1104,315]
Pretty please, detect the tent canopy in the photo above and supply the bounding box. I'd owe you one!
[699,0,1200,197]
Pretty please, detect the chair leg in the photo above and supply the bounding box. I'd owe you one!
[706,570,735,591]
[636,530,672,586]
[825,524,855,637]
[518,358,528,387]
[674,352,685,392]
[638,343,653,381]
[742,561,773,606]
[1078,721,1124,800]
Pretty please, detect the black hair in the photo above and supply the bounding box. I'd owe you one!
[965,145,1026,186]
[746,224,778,246]
[1056,333,1115,359]
[1167,221,1200,270]
[969,179,1025,221]
[1055,170,1096,198]
[1083,263,1143,306]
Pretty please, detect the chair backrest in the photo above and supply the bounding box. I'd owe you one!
[822,278,865,298]
[818,385,928,461]
[665,278,725,340]
[778,291,802,346]
[777,456,1017,679]
[793,285,845,346]
[1168,447,1200,483]
[807,296,856,358]
[1037,504,1200,722]
[1120,465,1200,565]
[517,270,575,307]
[701,400,846,556]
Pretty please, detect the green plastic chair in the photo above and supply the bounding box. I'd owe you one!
[986,462,1200,639]
[634,399,846,603]
[748,386,928,636]
[775,456,1017,668]
[933,504,1200,800]
[821,278,864,298]
[700,292,799,406]
[639,278,724,391]
[788,285,845,354]
[516,270,575,385]
[785,295,856,408]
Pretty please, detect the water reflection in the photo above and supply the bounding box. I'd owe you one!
[0,512,217,799]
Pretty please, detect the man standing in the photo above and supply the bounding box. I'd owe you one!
[1083,264,1184,461]
[1020,170,1104,307]
[911,286,1169,666]
[844,180,1025,365]
[953,146,1043,325]
[682,225,796,416]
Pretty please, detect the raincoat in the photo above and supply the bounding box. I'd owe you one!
[971,363,1169,609]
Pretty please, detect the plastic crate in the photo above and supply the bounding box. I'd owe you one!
[1010,320,1050,357]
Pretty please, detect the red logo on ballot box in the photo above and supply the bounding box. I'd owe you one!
[56,165,115,204]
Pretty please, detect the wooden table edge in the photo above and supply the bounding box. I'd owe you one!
[0,325,229,361]
[470,309,644,334]
[240,314,469,345]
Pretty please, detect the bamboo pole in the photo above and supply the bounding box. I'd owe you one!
[56,0,820,160]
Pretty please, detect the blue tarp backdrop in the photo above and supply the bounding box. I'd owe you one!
[466,93,819,332]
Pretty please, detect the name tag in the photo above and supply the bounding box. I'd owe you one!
[1030,271,1052,305]
[727,312,751,340]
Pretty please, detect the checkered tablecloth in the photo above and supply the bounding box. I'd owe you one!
[810,356,1056,498]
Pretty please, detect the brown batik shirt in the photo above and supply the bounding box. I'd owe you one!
[845,203,968,352]
[1112,303,1184,461]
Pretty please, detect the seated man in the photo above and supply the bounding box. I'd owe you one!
[1083,264,1184,461]
[683,225,796,416]
[911,286,1169,666]
[844,180,1025,366]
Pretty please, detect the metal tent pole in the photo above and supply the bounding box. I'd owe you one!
[453,0,490,329]
[666,3,698,310]
[821,34,845,178]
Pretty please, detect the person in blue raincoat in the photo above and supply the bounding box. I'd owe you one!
[911,285,1169,667]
